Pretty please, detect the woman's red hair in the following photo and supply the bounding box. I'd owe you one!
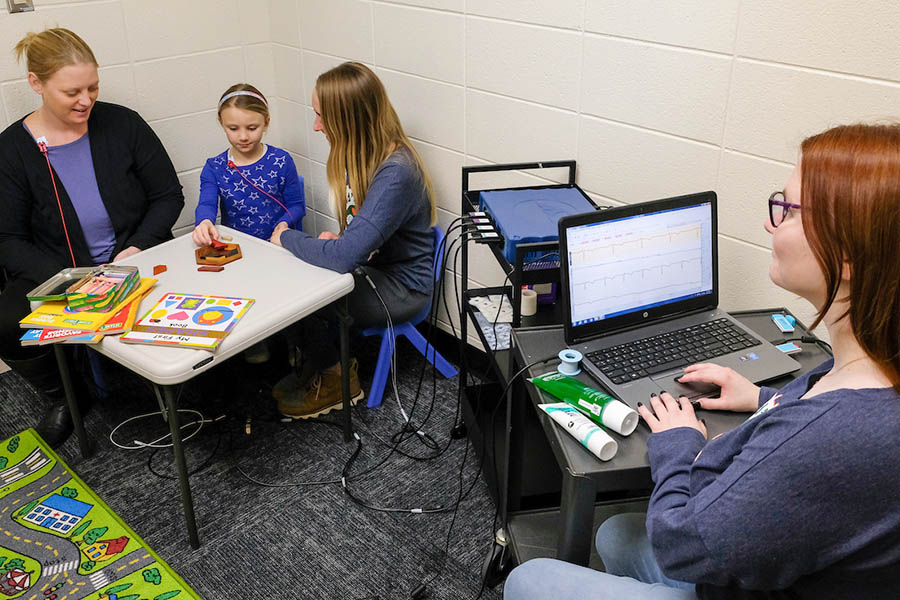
[801,123,900,391]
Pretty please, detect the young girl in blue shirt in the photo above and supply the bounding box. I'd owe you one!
[193,83,305,246]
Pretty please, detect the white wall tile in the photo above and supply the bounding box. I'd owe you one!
[1,81,39,122]
[0,96,9,130]
[467,18,581,110]
[272,44,303,103]
[581,36,731,144]
[577,117,719,203]
[265,98,284,148]
[737,1,900,82]
[0,1,130,81]
[243,44,278,104]
[300,51,349,107]
[716,151,794,249]
[468,0,584,30]
[303,155,332,216]
[150,111,224,173]
[301,212,316,234]
[134,49,244,121]
[374,4,463,84]
[718,236,820,332]
[97,65,137,108]
[585,0,739,54]
[122,0,241,62]
[724,60,900,163]
[304,106,330,164]
[466,91,577,165]
[316,213,339,236]
[411,140,464,214]
[176,168,202,230]
[463,158,571,189]
[299,0,373,63]
[275,98,308,156]
[238,0,272,44]
[389,0,463,10]
[270,0,300,47]
[377,68,464,151]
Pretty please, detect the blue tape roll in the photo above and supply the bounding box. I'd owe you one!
[558,348,582,376]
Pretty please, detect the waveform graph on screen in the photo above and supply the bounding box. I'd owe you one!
[569,223,703,323]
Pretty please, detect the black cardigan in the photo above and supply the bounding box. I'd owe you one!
[0,101,184,284]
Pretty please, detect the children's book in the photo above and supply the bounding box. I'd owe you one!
[19,328,89,345]
[97,291,148,335]
[19,278,157,331]
[19,290,150,346]
[120,293,254,351]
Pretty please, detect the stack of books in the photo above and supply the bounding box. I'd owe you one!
[19,266,156,346]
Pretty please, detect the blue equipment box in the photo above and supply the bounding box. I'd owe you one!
[478,187,595,265]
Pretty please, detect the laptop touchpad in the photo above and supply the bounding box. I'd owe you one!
[649,372,720,399]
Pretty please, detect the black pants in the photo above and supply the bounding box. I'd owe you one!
[0,277,46,361]
[0,276,72,396]
[299,266,431,370]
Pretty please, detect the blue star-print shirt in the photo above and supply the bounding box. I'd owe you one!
[195,145,305,239]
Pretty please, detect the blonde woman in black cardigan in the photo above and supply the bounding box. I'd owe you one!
[0,28,183,447]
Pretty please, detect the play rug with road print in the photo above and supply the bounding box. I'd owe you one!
[0,428,200,600]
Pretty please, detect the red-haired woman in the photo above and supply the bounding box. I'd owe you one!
[504,123,900,599]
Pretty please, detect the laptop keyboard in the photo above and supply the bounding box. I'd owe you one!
[585,318,761,385]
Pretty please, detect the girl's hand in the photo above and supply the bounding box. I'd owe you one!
[638,392,707,437]
[270,221,290,246]
[113,246,141,262]
[678,363,760,413]
[318,231,339,240]
[193,220,219,246]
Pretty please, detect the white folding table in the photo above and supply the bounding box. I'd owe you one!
[50,227,355,548]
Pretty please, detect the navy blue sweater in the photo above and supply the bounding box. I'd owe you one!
[280,149,433,293]
[646,359,900,599]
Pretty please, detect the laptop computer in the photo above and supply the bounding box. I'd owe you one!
[558,191,800,406]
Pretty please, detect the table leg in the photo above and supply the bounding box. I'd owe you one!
[557,469,596,566]
[337,297,353,443]
[159,384,200,549]
[54,346,91,458]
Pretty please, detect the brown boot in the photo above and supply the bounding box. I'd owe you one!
[278,359,364,419]
[273,361,318,405]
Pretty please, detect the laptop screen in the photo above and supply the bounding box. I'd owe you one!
[560,192,718,343]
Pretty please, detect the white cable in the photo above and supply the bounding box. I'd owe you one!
[108,410,225,450]
[364,270,428,440]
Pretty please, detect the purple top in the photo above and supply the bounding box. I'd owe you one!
[24,124,116,264]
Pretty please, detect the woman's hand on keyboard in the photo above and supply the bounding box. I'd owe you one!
[678,363,760,413]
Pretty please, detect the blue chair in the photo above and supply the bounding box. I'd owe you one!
[360,227,458,408]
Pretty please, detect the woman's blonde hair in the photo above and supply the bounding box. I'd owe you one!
[14,28,97,82]
[315,62,436,231]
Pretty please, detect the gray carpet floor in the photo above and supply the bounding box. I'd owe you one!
[0,337,504,599]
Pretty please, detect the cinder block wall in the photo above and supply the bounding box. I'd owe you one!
[278,0,900,340]
[3,1,898,342]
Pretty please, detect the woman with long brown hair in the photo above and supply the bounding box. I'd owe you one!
[271,62,437,419]
[504,123,900,599]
